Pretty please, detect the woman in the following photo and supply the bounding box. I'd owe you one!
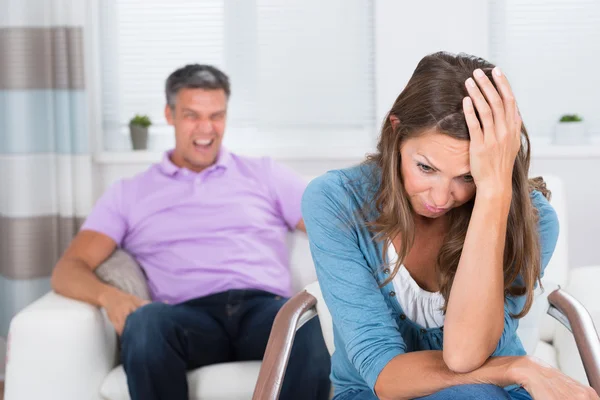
[302,52,598,400]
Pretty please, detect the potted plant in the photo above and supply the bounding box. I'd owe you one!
[129,114,152,150]
[554,114,586,145]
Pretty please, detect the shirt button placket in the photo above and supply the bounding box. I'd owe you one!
[194,176,204,193]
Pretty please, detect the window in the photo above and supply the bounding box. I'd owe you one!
[98,0,376,157]
[490,0,600,141]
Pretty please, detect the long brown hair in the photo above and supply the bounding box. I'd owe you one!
[366,52,549,318]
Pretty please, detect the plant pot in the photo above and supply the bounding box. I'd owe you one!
[130,124,149,150]
[554,121,587,145]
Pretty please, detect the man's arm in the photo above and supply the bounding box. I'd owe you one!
[264,158,307,231]
[51,230,149,334]
[51,230,119,306]
[295,218,306,233]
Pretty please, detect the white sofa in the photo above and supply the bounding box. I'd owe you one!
[5,175,600,399]
[4,232,320,400]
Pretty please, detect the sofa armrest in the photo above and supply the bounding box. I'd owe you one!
[5,291,118,400]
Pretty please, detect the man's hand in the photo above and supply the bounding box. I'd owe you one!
[296,218,306,233]
[99,287,150,335]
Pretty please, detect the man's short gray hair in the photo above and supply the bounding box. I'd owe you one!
[165,64,230,109]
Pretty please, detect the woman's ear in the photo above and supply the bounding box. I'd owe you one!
[390,115,400,130]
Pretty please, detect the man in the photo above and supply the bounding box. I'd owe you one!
[51,64,331,400]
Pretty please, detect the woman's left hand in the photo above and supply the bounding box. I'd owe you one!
[511,356,600,400]
[463,67,521,199]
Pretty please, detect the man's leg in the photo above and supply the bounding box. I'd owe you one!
[120,301,231,400]
[234,292,331,400]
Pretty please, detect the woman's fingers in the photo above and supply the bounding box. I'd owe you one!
[465,76,495,142]
[463,96,483,146]
[490,67,518,139]
[471,68,509,140]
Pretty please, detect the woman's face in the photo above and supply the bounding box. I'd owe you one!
[399,129,476,219]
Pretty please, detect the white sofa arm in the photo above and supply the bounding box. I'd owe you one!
[554,266,600,387]
[5,291,118,400]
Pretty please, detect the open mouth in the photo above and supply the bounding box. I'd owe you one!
[193,138,214,150]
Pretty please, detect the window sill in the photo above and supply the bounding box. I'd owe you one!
[531,144,600,159]
[94,137,600,164]
[529,135,600,158]
[93,146,374,164]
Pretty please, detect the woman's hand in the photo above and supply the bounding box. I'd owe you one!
[510,356,599,400]
[463,67,521,200]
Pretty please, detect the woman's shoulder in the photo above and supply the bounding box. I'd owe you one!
[530,189,560,262]
[530,190,559,230]
[303,163,379,207]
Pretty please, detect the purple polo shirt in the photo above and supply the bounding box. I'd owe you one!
[81,148,307,304]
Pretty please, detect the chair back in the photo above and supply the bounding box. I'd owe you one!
[539,174,569,289]
[517,174,568,351]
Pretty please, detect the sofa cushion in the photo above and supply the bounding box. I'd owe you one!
[100,362,262,400]
[517,280,561,352]
[95,249,151,301]
[532,340,559,369]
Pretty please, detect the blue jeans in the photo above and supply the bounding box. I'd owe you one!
[120,289,331,400]
[334,384,532,400]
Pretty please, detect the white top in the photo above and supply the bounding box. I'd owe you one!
[387,244,445,329]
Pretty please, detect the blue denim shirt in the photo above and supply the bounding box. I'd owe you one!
[301,163,559,396]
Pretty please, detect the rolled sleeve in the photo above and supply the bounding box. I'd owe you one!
[265,158,307,230]
[494,190,560,354]
[302,172,406,390]
[80,180,128,245]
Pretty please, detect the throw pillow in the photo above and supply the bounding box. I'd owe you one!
[95,249,151,301]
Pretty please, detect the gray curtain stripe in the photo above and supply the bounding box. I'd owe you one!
[0,215,84,279]
[0,27,85,90]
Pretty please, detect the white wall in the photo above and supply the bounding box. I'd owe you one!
[93,157,356,197]
[91,1,600,271]
[374,0,489,125]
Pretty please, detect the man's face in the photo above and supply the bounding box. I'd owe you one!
[165,88,227,172]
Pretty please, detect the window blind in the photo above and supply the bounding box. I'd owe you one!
[489,0,600,139]
[99,0,376,156]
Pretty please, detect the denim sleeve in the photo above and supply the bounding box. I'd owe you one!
[302,172,406,390]
[494,190,560,353]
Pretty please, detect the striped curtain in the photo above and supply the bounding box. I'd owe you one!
[0,0,93,363]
